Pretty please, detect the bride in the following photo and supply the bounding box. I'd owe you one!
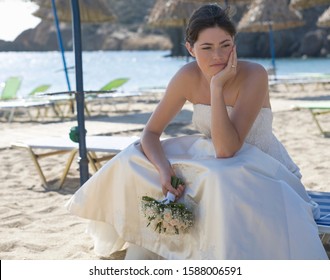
[66,4,328,260]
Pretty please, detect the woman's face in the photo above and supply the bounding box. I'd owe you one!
[186,26,234,78]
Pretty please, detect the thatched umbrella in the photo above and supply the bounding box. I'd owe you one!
[147,0,202,56]
[147,0,200,27]
[34,0,116,186]
[238,0,304,32]
[180,0,250,4]
[34,0,116,22]
[237,0,305,78]
[317,6,330,27]
[290,0,330,10]
[179,0,253,23]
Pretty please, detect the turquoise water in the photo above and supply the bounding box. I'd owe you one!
[1,50,329,98]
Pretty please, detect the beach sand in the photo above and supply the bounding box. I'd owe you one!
[0,85,329,260]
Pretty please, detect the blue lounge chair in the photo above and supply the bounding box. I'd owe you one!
[308,191,330,233]
[308,191,330,246]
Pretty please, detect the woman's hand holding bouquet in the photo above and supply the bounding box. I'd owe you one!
[141,176,194,235]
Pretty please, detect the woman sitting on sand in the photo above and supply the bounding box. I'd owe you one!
[66,4,328,260]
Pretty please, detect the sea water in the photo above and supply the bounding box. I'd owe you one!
[0,50,329,98]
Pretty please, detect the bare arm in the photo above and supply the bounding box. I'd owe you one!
[210,49,269,157]
[140,68,189,198]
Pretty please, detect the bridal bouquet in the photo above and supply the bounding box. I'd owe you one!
[141,176,194,235]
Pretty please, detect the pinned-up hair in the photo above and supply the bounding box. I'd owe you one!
[185,4,236,46]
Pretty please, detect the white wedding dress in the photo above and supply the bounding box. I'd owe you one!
[66,104,328,259]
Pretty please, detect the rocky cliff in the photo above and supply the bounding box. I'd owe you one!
[0,0,329,58]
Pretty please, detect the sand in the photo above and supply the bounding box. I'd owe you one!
[0,84,329,260]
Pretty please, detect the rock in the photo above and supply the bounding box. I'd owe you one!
[121,34,171,50]
[300,30,326,57]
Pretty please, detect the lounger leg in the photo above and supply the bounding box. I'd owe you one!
[87,151,103,172]
[58,149,78,189]
[310,110,322,135]
[26,108,33,121]
[84,103,91,117]
[8,108,16,123]
[321,234,330,245]
[51,103,62,118]
[309,110,327,137]
[26,147,49,188]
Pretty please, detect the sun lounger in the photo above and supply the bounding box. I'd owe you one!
[0,99,54,123]
[86,90,141,112]
[0,83,55,122]
[28,84,51,97]
[0,76,22,100]
[98,78,130,91]
[269,78,330,92]
[36,78,134,117]
[308,191,330,244]
[292,101,330,137]
[10,135,139,188]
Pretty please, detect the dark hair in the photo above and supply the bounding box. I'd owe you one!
[185,4,236,46]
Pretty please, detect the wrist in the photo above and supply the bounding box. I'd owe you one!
[157,160,172,175]
[210,83,224,95]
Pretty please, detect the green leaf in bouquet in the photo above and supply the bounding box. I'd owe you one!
[171,176,184,189]
[141,175,194,234]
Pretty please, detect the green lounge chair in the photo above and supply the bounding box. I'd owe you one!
[0,76,22,100]
[0,82,53,122]
[292,101,330,137]
[37,78,130,117]
[99,78,130,92]
[28,84,51,97]
[84,77,133,113]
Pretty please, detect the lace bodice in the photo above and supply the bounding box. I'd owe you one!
[192,104,301,177]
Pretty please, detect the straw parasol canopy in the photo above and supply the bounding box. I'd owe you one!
[317,6,330,27]
[237,0,305,32]
[290,0,330,10]
[33,0,116,23]
[179,0,251,4]
[147,0,201,27]
[180,0,216,2]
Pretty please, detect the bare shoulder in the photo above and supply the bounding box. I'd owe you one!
[235,60,270,107]
[238,61,268,80]
[174,61,200,81]
[167,61,200,99]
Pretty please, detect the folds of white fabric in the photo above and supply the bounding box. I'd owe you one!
[66,135,328,260]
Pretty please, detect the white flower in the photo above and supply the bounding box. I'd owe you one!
[169,218,180,227]
[141,176,194,235]
[163,209,173,222]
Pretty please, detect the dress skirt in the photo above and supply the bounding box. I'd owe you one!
[66,135,328,259]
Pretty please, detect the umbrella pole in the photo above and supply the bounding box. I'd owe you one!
[51,0,72,93]
[71,0,89,186]
[268,23,277,80]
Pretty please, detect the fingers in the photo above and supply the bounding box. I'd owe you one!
[225,46,237,74]
[162,183,178,196]
[232,46,237,68]
[233,45,237,63]
[224,47,236,72]
[162,182,185,200]
[176,183,185,197]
